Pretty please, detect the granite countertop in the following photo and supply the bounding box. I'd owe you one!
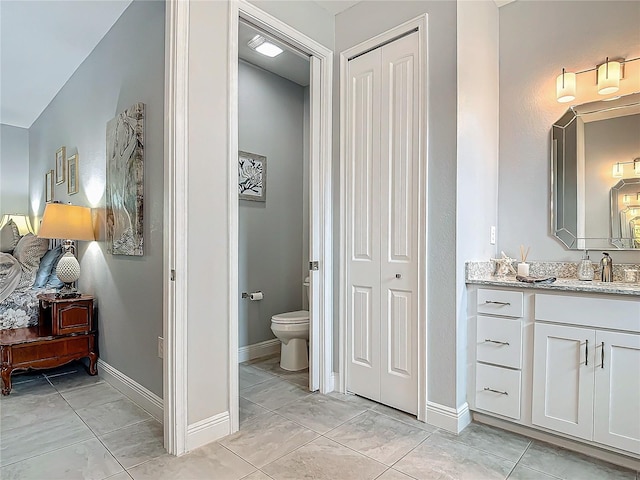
[466,275,640,296]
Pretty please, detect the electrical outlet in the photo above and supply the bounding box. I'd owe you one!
[490,226,496,245]
[158,336,164,359]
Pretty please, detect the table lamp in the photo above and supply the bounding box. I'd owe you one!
[0,214,34,235]
[38,203,95,298]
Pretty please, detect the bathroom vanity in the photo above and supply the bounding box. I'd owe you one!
[466,271,640,469]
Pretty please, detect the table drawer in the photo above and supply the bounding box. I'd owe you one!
[475,363,521,419]
[476,316,523,369]
[478,289,523,318]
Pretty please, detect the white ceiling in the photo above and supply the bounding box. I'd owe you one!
[312,1,361,15]
[0,0,132,128]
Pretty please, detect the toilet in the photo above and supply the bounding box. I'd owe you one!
[270,277,310,371]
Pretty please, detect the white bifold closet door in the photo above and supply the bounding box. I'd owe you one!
[346,32,419,415]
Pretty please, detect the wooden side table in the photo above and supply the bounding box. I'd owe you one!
[0,294,98,395]
[38,293,94,336]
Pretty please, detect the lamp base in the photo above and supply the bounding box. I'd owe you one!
[56,283,81,299]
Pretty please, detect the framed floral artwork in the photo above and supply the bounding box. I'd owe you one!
[238,151,266,202]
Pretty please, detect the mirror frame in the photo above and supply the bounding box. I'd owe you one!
[550,92,640,250]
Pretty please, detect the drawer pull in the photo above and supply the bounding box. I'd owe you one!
[484,300,511,306]
[483,387,508,395]
[585,339,589,366]
[484,339,510,346]
[601,342,604,369]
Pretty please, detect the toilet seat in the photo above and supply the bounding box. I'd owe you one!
[271,310,309,325]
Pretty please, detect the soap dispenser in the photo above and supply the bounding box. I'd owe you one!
[577,250,593,281]
[600,252,613,282]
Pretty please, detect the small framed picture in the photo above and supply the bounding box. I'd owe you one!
[55,146,66,184]
[45,170,54,202]
[67,154,79,195]
[238,151,267,202]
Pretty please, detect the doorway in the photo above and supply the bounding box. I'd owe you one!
[228,2,334,434]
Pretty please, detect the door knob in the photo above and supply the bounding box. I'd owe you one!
[395,273,402,279]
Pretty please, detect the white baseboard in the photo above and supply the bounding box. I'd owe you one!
[97,359,163,422]
[426,401,472,433]
[238,339,280,363]
[186,412,230,451]
[330,372,340,393]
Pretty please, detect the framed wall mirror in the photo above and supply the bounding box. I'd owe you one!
[551,92,640,250]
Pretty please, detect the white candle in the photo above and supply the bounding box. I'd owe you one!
[517,262,530,277]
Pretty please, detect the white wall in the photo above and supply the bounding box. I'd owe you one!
[28,0,165,397]
[238,61,306,348]
[335,0,459,409]
[499,0,640,264]
[0,124,29,215]
[456,0,499,408]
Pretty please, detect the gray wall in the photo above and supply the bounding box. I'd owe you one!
[28,0,165,397]
[499,0,640,264]
[584,115,640,239]
[238,61,306,348]
[335,1,459,409]
[456,0,499,408]
[1,124,29,215]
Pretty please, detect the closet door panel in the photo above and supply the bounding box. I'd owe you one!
[380,32,419,414]
[347,49,382,402]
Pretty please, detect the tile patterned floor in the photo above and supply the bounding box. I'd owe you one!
[1,357,638,480]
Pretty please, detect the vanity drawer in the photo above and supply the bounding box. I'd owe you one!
[475,363,521,420]
[478,289,523,318]
[535,294,640,332]
[476,316,523,369]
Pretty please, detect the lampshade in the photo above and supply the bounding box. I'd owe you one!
[597,59,621,95]
[38,203,94,241]
[0,214,34,235]
[612,163,624,178]
[556,69,576,103]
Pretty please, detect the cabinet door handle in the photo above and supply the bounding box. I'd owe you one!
[484,301,511,306]
[483,387,508,395]
[585,339,589,366]
[484,339,510,346]
[601,342,604,369]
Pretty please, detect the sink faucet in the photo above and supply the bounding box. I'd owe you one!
[600,252,613,282]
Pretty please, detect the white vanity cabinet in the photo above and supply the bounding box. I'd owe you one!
[532,294,640,454]
[467,285,640,462]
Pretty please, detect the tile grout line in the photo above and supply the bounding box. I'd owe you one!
[505,439,533,479]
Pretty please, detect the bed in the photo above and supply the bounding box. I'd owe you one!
[1,220,63,330]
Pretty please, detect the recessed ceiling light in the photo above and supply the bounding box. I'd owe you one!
[248,34,283,58]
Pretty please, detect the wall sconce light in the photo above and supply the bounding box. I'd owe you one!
[556,56,639,103]
[612,158,640,178]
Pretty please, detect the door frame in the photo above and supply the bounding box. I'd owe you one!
[338,14,429,421]
[163,0,189,455]
[228,0,334,433]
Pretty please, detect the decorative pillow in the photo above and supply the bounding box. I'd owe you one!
[13,233,49,290]
[0,220,21,253]
[46,253,66,288]
[33,244,63,288]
